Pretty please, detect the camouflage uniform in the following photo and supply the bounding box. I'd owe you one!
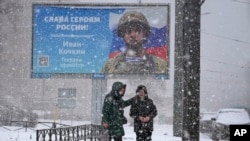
[102,82,133,141]
[101,53,167,74]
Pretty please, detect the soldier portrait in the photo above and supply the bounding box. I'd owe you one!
[101,10,168,74]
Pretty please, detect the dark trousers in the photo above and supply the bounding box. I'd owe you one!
[109,136,122,141]
[136,131,152,141]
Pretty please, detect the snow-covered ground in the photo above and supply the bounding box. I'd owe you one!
[0,120,214,141]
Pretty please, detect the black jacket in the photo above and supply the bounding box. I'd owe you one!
[129,96,157,132]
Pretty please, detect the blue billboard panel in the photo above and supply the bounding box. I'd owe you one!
[33,5,121,73]
[32,4,169,76]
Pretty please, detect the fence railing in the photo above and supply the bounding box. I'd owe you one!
[0,120,69,132]
[36,124,105,141]
[0,120,38,131]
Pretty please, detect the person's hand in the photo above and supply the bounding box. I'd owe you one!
[131,94,137,100]
[139,116,144,122]
[139,116,150,122]
[102,123,108,128]
[143,116,150,122]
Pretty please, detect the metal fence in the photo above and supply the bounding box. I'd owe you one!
[0,120,38,131]
[36,124,105,141]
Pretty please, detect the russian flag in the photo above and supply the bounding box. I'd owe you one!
[108,26,168,61]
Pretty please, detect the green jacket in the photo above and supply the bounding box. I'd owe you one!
[101,82,133,137]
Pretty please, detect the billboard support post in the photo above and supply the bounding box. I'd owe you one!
[91,78,107,124]
[173,0,185,136]
[174,0,201,140]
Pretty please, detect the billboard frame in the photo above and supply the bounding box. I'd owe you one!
[31,3,170,79]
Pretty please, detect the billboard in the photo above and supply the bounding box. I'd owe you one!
[32,4,169,77]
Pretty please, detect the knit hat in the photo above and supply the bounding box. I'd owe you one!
[136,85,147,94]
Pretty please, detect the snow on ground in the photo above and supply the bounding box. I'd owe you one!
[123,124,214,141]
[123,124,182,141]
[0,120,214,141]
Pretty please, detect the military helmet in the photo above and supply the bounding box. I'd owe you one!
[117,11,150,37]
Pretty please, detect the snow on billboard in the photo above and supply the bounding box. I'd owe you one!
[32,4,169,77]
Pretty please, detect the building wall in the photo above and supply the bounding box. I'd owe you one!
[0,0,93,121]
[0,0,173,123]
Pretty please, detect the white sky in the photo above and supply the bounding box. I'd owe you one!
[200,0,250,111]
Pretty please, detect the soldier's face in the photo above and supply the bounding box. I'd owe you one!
[123,25,145,48]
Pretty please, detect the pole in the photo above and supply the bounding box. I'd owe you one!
[53,104,58,123]
[173,0,185,137]
[182,1,201,140]
[174,0,201,140]
[91,77,107,124]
